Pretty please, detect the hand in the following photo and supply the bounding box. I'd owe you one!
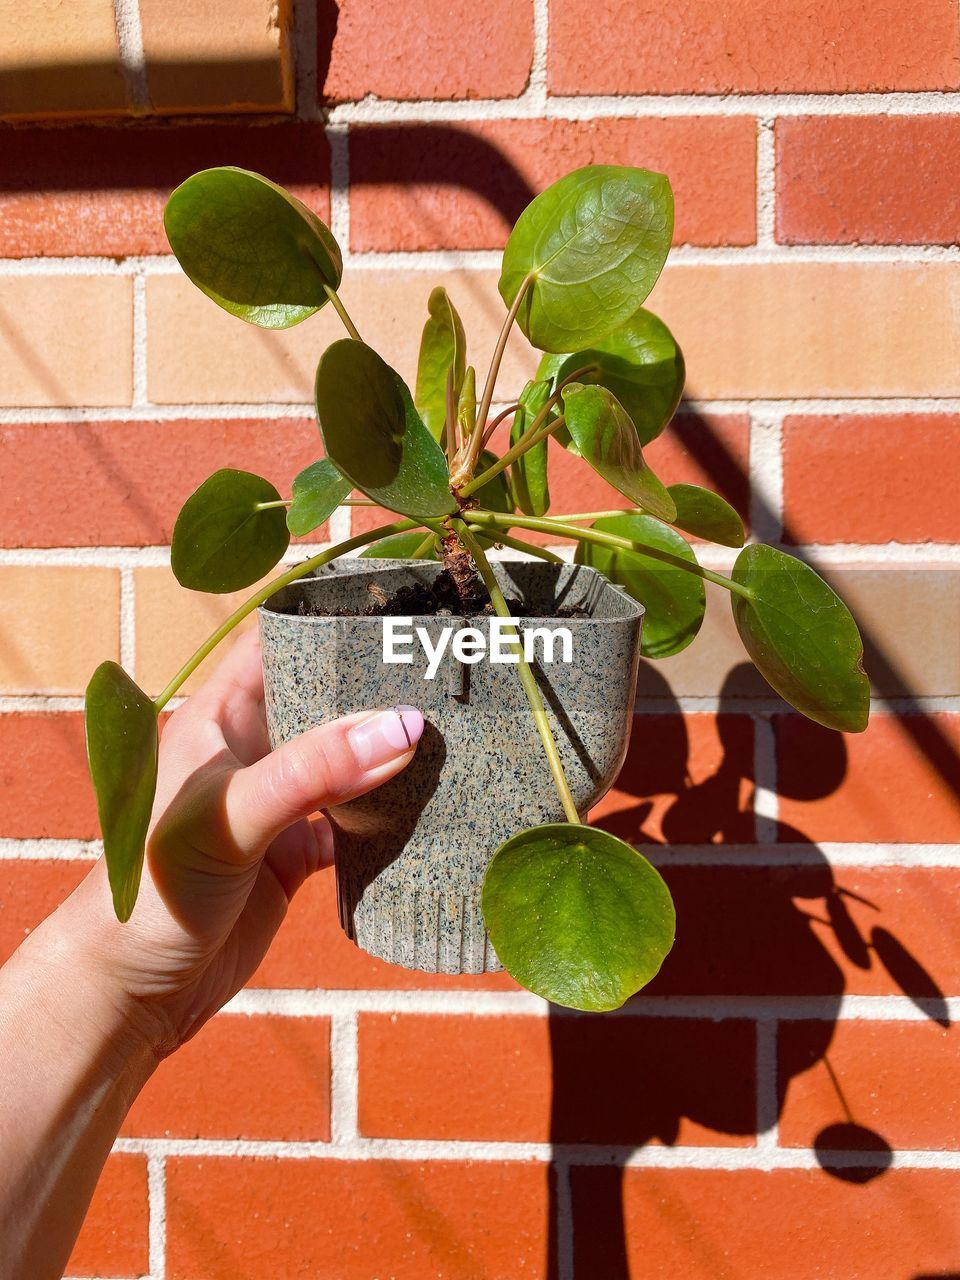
[28,628,423,1059]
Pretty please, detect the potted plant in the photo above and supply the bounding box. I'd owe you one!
[85,164,869,1012]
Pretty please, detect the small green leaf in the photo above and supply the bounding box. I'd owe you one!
[499,165,674,354]
[415,287,466,442]
[164,167,342,329]
[575,512,705,658]
[287,459,352,537]
[668,483,745,548]
[457,365,477,441]
[85,663,159,923]
[172,469,290,593]
[561,384,676,522]
[360,531,438,559]
[474,450,514,517]
[732,544,870,732]
[538,308,685,446]
[315,340,457,520]
[510,380,552,516]
[482,823,675,1012]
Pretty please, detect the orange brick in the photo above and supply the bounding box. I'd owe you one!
[782,415,960,543]
[0,714,98,838]
[349,118,757,250]
[0,860,89,965]
[68,1153,148,1277]
[776,713,960,843]
[124,1013,330,1140]
[572,1166,960,1278]
[359,1013,755,1145]
[777,116,960,245]
[167,1157,549,1279]
[321,0,534,102]
[549,0,960,94]
[779,1020,960,1151]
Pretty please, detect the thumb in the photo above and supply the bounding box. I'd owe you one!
[224,705,424,858]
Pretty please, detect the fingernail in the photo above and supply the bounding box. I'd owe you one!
[347,705,424,770]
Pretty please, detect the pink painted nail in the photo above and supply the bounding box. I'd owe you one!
[347,705,424,770]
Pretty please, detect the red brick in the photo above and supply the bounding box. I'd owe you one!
[776,713,960,843]
[572,1166,960,1278]
[0,419,324,548]
[124,1013,330,1140]
[321,0,533,102]
[777,116,960,245]
[0,860,89,965]
[68,1153,148,1278]
[0,122,330,258]
[359,1013,755,1144]
[167,1157,549,1278]
[349,118,757,250]
[779,1020,960,1150]
[549,0,960,94]
[0,714,97,838]
[782,414,960,544]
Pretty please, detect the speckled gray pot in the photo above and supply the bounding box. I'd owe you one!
[259,559,644,975]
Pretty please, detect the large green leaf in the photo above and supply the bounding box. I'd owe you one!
[499,165,673,354]
[482,823,675,1012]
[538,309,684,446]
[287,459,352,537]
[510,379,552,516]
[315,340,457,520]
[85,663,159,923]
[561,384,676,521]
[668,483,745,548]
[360,531,437,559]
[575,512,705,658]
[164,167,342,329]
[731,544,870,732]
[415,287,466,442]
[171,469,290,593]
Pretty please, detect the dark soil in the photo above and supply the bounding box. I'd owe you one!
[297,569,589,619]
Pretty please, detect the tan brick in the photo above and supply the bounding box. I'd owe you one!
[0,567,119,694]
[0,0,126,119]
[0,277,132,407]
[147,271,538,405]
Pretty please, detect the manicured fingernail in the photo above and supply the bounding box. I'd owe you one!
[347,705,424,770]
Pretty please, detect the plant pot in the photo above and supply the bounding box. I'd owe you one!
[259,558,644,975]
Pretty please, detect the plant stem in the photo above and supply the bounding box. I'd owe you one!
[455,521,581,825]
[410,531,437,559]
[323,284,363,343]
[460,415,566,497]
[342,498,376,506]
[469,511,755,600]
[255,500,291,511]
[153,518,418,711]
[463,274,533,475]
[467,526,564,563]
[477,402,521,452]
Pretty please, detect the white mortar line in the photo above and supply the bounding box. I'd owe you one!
[119,567,136,673]
[328,503,352,542]
[527,0,549,113]
[752,716,779,846]
[327,125,351,257]
[131,273,149,408]
[113,0,150,113]
[0,838,101,860]
[754,1020,780,1151]
[329,1011,360,1145]
[749,405,783,545]
[755,117,777,247]
[146,1152,166,1280]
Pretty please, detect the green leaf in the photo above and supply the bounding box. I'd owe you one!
[474,450,514,516]
[538,308,684,446]
[360,531,437,559]
[482,823,675,1012]
[731,544,870,732]
[499,165,674,354]
[315,340,457,520]
[561,384,676,522]
[415,287,466,442]
[164,167,342,329]
[668,483,745,548]
[575,512,705,658]
[510,380,552,516]
[85,663,159,923]
[171,469,290,593]
[287,459,352,537]
[457,365,477,441]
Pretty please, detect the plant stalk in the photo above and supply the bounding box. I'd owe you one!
[460,415,566,497]
[467,526,564,563]
[323,284,363,343]
[462,274,533,476]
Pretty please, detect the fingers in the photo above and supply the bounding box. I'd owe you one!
[224,705,424,858]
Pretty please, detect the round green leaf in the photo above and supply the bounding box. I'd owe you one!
[510,379,552,516]
[499,165,674,354]
[85,662,158,923]
[171,469,290,593]
[315,340,456,520]
[732,543,870,732]
[415,287,467,442]
[538,308,685,446]
[575,512,705,658]
[482,824,675,1012]
[668,483,745,548]
[164,167,342,329]
[561,384,676,521]
[360,531,437,559]
[287,459,352,537]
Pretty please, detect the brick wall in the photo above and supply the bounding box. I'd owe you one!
[1,1,960,1277]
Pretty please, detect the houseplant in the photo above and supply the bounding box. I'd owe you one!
[85,164,870,1012]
